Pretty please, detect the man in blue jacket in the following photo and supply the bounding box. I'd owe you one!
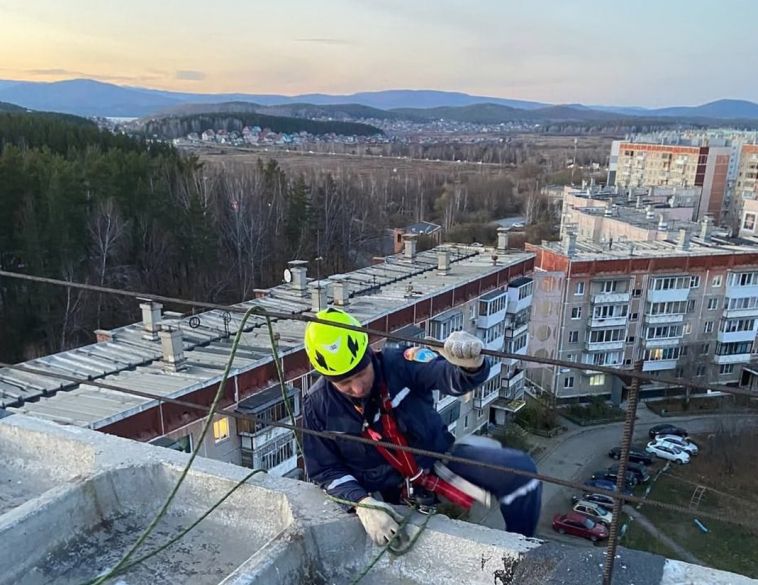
[302,307,541,546]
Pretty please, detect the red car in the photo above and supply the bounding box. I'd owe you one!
[552,512,609,542]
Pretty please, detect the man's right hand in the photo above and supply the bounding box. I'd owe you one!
[354,497,403,546]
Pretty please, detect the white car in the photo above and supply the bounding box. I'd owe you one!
[654,434,699,456]
[646,441,690,464]
[573,500,613,526]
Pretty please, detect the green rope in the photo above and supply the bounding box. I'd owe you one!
[86,306,261,585]
[90,468,266,583]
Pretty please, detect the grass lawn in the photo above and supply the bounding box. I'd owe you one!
[621,431,758,578]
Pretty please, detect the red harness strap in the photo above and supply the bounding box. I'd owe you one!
[362,383,474,510]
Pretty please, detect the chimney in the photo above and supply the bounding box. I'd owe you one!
[437,249,450,274]
[604,200,613,217]
[563,231,577,257]
[645,205,655,220]
[657,214,668,231]
[677,228,691,251]
[700,216,713,242]
[496,227,509,252]
[403,233,418,260]
[331,276,349,306]
[159,324,186,372]
[139,300,163,341]
[635,195,642,209]
[94,330,112,343]
[310,281,327,313]
[287,260,308,293]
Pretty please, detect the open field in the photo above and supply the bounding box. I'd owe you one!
[622,428,758,577]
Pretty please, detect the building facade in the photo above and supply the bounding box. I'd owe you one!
[525,233,758,402]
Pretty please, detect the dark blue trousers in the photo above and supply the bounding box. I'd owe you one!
[446,443,542,537]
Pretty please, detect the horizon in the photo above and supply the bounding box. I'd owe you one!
[2,0,757,108]
[0,76,754,110]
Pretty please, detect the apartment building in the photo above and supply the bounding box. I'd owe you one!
[608,140,731,222]
[4,232,533,476]
[525,231,758,402]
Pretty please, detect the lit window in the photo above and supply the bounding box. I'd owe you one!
[213,417,230,442]
[589,374,605,386]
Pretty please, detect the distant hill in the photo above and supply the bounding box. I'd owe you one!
[649,99,758,119]
[138,111,382,139]
[2,78,758,122]
[0,101,26,113]
[151,101,402,122]
[390,103,628,124]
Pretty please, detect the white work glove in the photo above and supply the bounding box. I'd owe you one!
[439,330,484,370]
[354,497,403,546]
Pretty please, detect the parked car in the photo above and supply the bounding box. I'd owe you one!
[572,493,616,508]
[655,434,699,456]
[645,441,690,464]
[591,469,637,488]
[608,446,653,466]
[573,500,613,526]
[552,512,609,542]
[648,424,688,439]
[608,462,650,484]
[583,478,633,495]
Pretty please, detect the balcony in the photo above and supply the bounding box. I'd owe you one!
[592,291,631,304]
[585,340,625,352]
[717,329,758,344]
[436,394,458,413]
[474,388,499,409]
[507,295,532,315]
[501,368,525,391]
[483,335,505,352]
[477,309,507,330]
[647,288,690,303]
[643,337,681,349]
[644,313,685,324]
[714,353,753,365]
[505,321,529,339]
[589,316,627,328]
[642,359,678,372]
[726,283,758,299]
[723,306,758,319]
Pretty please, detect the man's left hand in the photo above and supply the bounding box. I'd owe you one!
[439,331,484,371]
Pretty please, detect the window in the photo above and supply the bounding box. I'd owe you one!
[743,213,756,231]
[646,301,688,315]
[517,281,534,300]
[707,297,719,310]
[589,374,605,386]
[592,304,628,319]
[645,325,683,340]
[726,296,758,311]
[687,299,696,313]
[253,432,296,471]
[429,310,464,340]
[627,336,635,343]
[571,307,582,319]
[213,417,230,442]
[651,276,690,291]
[683,323,692,335]
[720,318,756,333]
[729,272,758,287]
[696,364,706,376]
[600,280,619,293]
[568,331,579,343]
[464,415,469,428]
[566,353,576,362]
[630,312,638,320]
[712,275,723,288]
[633,289,642,297]
[575,282,585,295]
[564,376,575,389]
[719,364,735,375]
[703,321,714,333]
[715,341,752,356]
[589,328,625,343]
[511,333,528,352]
[700,343,710,355]
[690,276,700,288]
[643,347,681,361]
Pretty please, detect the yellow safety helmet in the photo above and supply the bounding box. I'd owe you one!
[304,308,369,377]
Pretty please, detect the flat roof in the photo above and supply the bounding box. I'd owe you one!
[6,245,533,428]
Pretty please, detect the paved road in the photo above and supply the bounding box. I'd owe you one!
[473,408,758,547]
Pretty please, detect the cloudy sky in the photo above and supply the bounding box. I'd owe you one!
[1,0,756,106]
